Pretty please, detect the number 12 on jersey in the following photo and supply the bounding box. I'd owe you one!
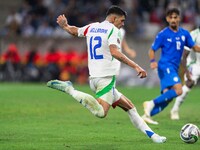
[89,36,104,59]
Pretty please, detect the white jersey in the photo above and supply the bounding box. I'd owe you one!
[78,21,122,77]
[185,28,200,65]
[120,28,126,47]
[184,28,200,84]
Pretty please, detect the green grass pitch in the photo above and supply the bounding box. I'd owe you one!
[0,83,199,150]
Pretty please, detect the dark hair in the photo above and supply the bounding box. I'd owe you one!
[166,8,180,16]
[106,5,127,18]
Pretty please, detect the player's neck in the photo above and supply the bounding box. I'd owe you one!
[169,26,179,32]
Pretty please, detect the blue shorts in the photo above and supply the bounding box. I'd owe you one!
[157,66,181,92]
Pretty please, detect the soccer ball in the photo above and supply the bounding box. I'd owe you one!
[180,123,199,144]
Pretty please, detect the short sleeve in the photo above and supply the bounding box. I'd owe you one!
[78,24,91,37]
[108,27,121,49]
[151,32,163,51]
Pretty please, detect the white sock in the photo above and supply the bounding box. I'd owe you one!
[171,85,190,112]
[128,108,155,138]
[69,89,105,118]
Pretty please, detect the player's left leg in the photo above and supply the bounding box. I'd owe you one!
[142,101,172,125]
[143,100,173,124]
[143,83,181,117]
[47,80,105,118]
[116,95,166,143]
[143,89,177,117]
[150,99,173,116]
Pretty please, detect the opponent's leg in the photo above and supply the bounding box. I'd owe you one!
[170,85,191,120]
[143,89,178,117]
[151,99,173,116]
[47,80,105,118]
[142,102,168,125]
[142,99,173,124]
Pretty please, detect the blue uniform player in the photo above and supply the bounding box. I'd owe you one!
[142,8,200,125]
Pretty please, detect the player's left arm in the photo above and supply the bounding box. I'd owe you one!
[109,44,147,78]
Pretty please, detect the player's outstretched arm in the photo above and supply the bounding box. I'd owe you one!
[109,44,147,78]
[57,14,78,36]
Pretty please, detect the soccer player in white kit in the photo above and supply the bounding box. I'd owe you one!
[47,6,166,143]
[171,27,200,120]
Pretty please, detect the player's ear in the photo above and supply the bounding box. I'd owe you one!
[113,16,116,22]
[166,16,169,23]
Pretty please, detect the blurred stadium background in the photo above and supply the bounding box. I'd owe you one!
[0,0,200,86]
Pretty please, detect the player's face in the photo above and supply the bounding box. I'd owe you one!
[113,15,125,29]
[166,13,180,31]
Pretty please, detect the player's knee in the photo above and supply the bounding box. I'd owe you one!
[125,105,134,111]
[176,88,183,96]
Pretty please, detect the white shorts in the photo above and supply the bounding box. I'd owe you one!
[89,76,122,107]
[185,63,200,84]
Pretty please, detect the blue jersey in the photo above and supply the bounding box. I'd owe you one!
[152,27,195,70]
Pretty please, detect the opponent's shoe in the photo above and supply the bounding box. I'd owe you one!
[47,80,73,93]
[170,110,179,120]
[142,115,159,125]
[151,133,167,143]
[143,101,154,117]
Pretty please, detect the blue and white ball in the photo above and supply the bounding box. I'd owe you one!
[180,123,199,144]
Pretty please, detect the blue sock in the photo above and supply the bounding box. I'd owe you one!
[150,99,173,116]
[153,89,177,105]
[145,130,154,138]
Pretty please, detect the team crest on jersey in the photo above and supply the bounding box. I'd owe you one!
[181,35,185,41]
[173,77,179,82]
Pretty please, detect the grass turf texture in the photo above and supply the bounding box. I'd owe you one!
[0,83,199,150]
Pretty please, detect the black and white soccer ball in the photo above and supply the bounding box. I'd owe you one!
[180,123,200,144]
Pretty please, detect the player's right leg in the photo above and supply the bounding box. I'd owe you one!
[170,67,198,120]
[47,80,105,118]
[116,95,166,143]
[170,84,192,120]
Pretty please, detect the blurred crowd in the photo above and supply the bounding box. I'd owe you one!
[0,43,88,83]
[1,0,200,38]
[1,0,200,84]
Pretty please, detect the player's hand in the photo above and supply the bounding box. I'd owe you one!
[57,14,68,28]
[150,61,158,69]
[135,66,147,78]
